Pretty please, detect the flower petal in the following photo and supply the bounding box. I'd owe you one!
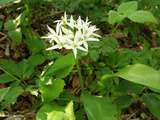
[78,46,88,52]
[47,25,56,34]
[46,45,61,50]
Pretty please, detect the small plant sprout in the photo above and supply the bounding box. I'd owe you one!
[43,13,101,58]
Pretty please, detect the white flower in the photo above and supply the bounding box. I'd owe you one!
[43,13,101,58]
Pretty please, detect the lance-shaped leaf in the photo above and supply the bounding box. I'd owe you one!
[40,79,65,103]
[116,64,160,90]
[43,53,75,78]
[81,93,118,120]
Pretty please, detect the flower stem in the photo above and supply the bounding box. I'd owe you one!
[76,59,84,91]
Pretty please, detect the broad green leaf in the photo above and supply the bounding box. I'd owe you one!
[0,59,19,78]
[128,10,157,23]
[101,37,118,54]
[0,58,39,80]
[114,80,144,94]
[0,86,23,109]
[0,0,15,5]
[44,53,75,78]
[0,74,15,83]
[0,58,40,80]
[81,93,118,120]
[89,50,99,61]
[2,86,23,104]
[17,55,46,79]
[18,59,35,79]
[28,54,46,66]
[114,95,133,109]
[36,103,64,120]
[25,31,44,53]
[0,87,9,102]
[65,101,76,120]
[154,94,160,100]
[4,20,16,31]
[108,10,124,24]
[116,64,160,90]
[141,94,160,119]
[26,37,44,53]
[8,28,22,45]
[40,79,65,102]
[118,1,138,16]
[36,101,75,120]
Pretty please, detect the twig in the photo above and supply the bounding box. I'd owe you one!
[0,32,7,42]
[127,111,137,120]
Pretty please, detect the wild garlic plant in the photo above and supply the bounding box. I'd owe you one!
[43,13,101,90]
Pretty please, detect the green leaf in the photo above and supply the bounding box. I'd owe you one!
[118,1,138,17]
[101,37,118,54]
[40,79,65,102]
[0,0,15,5]
[18,59,35,79]
[25,31,44,53]
[0,86,23,109]
[28,54,46,66]
[44,53,75,78]
[108,10,124,24]
[0,87,10,102]
[0,74,15,83]
[36,101,75,120]
[0,58,39,80]
[65,101,76,120]
[4,20,16,31]
[141,94,160,119]
[0,59,19,77]
[114,95,133,109]
[81,93,118,120]
[8,28,22,45]
[114,80,144,94]
[89,50,99,61]
[128,10,157,23]
[36,103,64,120]
[116,64,160,90]
[2,86,23,105]
[15,54,46,79]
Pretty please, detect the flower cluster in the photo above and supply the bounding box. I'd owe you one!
[43,13,101,58]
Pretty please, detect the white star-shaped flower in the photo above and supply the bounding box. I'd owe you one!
[43,13,101,58]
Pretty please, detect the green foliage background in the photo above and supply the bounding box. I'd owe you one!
[0,0,160,120]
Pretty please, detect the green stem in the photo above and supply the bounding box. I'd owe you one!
[76,59,84,91]
[111,23,119,34]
